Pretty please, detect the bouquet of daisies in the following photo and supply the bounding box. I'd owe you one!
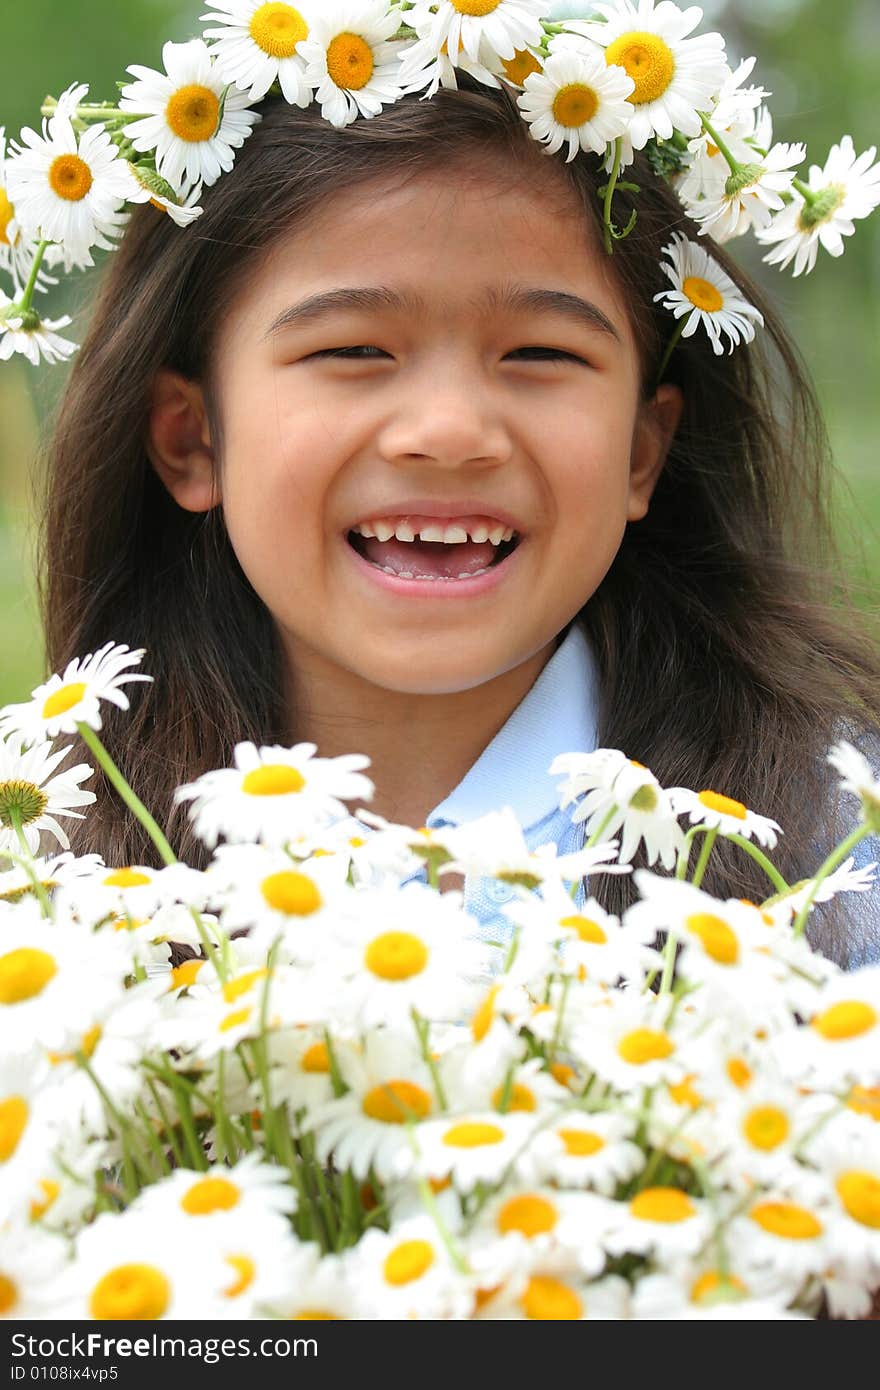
[0,642,879,1321]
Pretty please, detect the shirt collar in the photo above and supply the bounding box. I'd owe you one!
[426,622,600,832]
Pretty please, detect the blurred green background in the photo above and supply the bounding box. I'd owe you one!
[1,0,878,705]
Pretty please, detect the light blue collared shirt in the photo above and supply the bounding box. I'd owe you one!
[418,622,599,951]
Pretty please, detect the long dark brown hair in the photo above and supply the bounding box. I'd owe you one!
[37,78,880,966]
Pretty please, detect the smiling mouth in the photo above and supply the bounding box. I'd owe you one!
[346,517,521,581]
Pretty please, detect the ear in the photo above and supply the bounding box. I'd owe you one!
[146,368,219,512]
[626,383,684,523]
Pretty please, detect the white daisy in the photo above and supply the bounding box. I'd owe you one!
[631,1262,802,1319]
[174,739,372,848]
[568,992,689,1091]
[521,1110,645,1194]
[479,1269,630,1321]
[574,756,685,869]
[193,1209,312,1319]
[201,0,316,105]
[59,860,207,929]
[0,641,152,743]
[265,1244,362,1320]
[690,141,804,243]
[295,0,407,129]
[776,966,880,1087]
[345,1214,473,1320]
[827,739,880,830]
[124,164,204,226]
[119,39,261,191]
[654,233,764,355]
[568,0,728,150]
[0,292,76,367]
[0,129,59,293]
[757,136,880,277]
[134,1154,297,1224]
[471,1185,611,1275]
[404,0,547,68]
[727,1191,832,1285]
[207,841,337,957]
[0,1051,61,1225]
[800,1129,880,1281]
[667,785,781,848]
[409,1110,540,1193]
[603,1184,711,1260]
[714,1080,812,1189]
[397,28,508,100]
[0,850,103,908]
[0,735,95,857]
[306,1031,438,1182]
[5,86,133,270]
[264,1027,336,1114]
[324,880,489,1029]
[0,901,131,1056]
[517,37,635,162]
[0,1222,71,1319]
[506,881,658,986]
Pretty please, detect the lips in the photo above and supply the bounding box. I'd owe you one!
[345,509,523,582]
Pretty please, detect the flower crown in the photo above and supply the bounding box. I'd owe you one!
[1,0,878,368]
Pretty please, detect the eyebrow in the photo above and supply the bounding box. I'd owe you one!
[263,284,621,342]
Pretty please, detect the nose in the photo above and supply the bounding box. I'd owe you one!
[376,353,514,471]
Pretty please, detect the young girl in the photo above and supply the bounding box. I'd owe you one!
[33,42,880,969]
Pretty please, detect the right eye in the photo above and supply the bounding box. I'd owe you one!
[310,345,389,359]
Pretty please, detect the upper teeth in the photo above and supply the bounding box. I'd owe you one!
[353,519,515,545]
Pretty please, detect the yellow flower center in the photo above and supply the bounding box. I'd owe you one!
[551,83,600,128]
[0,779,49,828]
[219,1006,252,1033]
[364,931,428,981]
[550,1061,576,1088]
[48,154,93,202]
[558,1128,604,1157]
[836,1171,880,1229]
[41,681,87,719]
[682,276,724,313]
[668,1075,703,1108]
[443,1121,505,1148]
[103,867,152,888]
[471,985,499,1042]
[697,790,747,819]
[451,0,503,14]
[50,1023,102,1066]
[0,1274,17,1314]
[617,1027,674,1065]
[521,1275,582,1320]
[605,31,675,104]
[180,1176,241,1215]
[686,912,739,964]
[743,1105,789,1151]
[726,1056,752,1089]
[165,84,220,142]
[170,959,204,991]
[248,2,308,58]
[223,1254,255,1297]
[848,1085,880,1121]
[0,188,15,246]
[750,1201,822,1240]
[222,968,269,1004]
[301,1041,330,1073]
[362,1080,432,1124]
[0,1096,29,1162]
[501,49,542,86]
[0,947,58,1005]
[29,1178,60,1221]
[497,1193,558,1238]
[492,1083,536,1113]
[690,1271,748,1305]
[812,1000,877,1040]
[260,870,322,916]
[560,913,607,944]
[326,34,374,92]
[241,763,305,796]
[630,1187,697,1223]
[291,1310,342,1319]
[383,1239,435,1286]
[89,1264,170,1320]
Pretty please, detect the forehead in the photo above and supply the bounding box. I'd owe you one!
[222,162,634,344]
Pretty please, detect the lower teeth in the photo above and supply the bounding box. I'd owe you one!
[376,565,491,581]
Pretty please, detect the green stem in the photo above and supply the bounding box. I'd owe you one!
[791,822,872,938]
[690,826,718,889]
[658,930,678,996]
[724,833,790,894]
[77,722,177,866]
[654,315,688,387]
[14,239,51,317]
[4,819,53,918]
[585,804,619,849]
[699,115,742,176]
[40,100,135,122]
[412,1009,448,1111]
[146,1078,185,1168]
[792,176,818,205]
[602,139,623,254]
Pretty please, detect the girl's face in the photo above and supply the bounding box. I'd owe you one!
[156,164,679,698]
